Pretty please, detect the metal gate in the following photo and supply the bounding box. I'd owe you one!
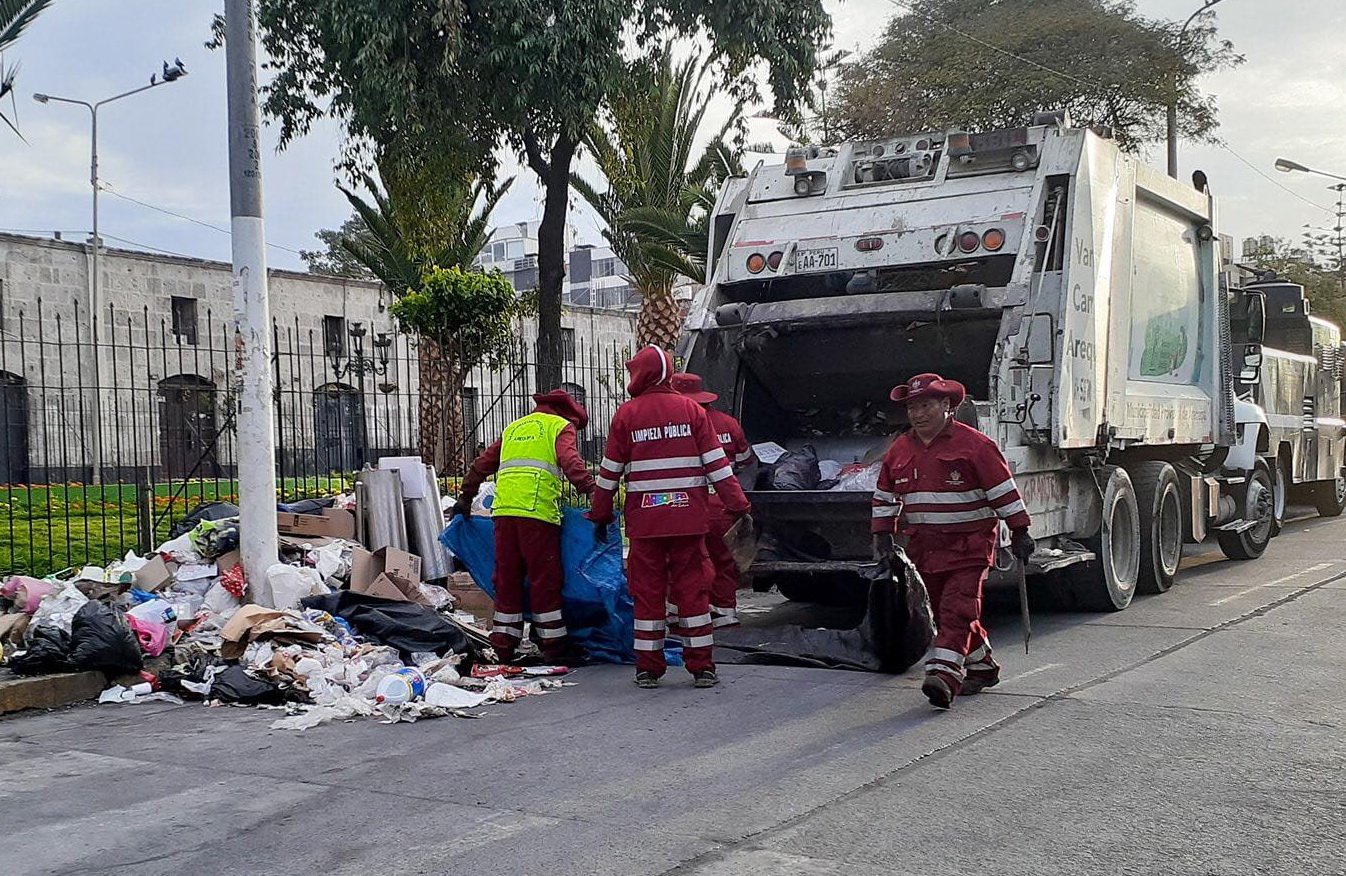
[314,383,367,474]
[157,374,220,480]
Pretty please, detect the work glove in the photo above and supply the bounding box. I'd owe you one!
[449,497,473,521]
[872,533,897,566]
[593,521,609,545]
[1011,528,1035,563]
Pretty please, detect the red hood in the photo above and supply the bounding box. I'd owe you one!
[625,346,675,397]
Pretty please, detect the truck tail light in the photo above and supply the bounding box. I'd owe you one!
[958,231,981,253]
[746,253,766,274]
[855,237,884,252]
[981,228,1006,251]
[767,251,784,270]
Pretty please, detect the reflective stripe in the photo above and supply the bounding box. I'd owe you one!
[905,489,987,504]
[871,506,902,518]
[985,478,1018,501]
[995,499,1028,518]
[706,466,734,484]
[702,447,727,465]
[926,662,965,679]
[905,507,996,525]
[712,614,738,628]
[493,612,524,623]
[492,624,523,638]
[928,647,965,666]
[735,449,754,463]
[629,455,702,472]
[682,634,714,648]
[533,610,564,624]
[600,456,625,474]
[626,476,708,491]
[679,612,713,628]
[965,659,996,672]
[965,643,989,663]
[498,457,563,478]
[536,626,568,639]
[596,475,620,491]
[634,618,667,631]
[873,489,896,502]
[633,637,664,651]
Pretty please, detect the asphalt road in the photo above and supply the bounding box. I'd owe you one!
[3,512,1344,876]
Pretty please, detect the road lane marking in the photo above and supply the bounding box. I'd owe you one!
[1209,562,1335,606]
[1007,662,1063,682]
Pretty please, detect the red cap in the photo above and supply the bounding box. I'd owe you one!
[671,372,718,405]
[532,390,589,430]
[889,373,966,408]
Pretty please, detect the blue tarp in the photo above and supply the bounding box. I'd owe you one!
[442,509,685,665]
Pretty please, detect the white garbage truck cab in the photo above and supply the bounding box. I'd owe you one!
[680,116,1276,610]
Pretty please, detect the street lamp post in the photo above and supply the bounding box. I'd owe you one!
[1276,158,1346,300]
[1167,0,1226,179]
[34,62,187,483]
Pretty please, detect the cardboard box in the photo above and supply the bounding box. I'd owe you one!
[215,550,241,574]
[133,555,179,592]
[276,508,355,540]
[350,546,429,606]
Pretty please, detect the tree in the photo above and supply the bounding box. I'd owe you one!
[252,0,831,391]
[833,0,1242,152]
[300,215,376,279]
[1,0,56,139]
[390,266,527,472]
[1245,237,1346,332]
[572,48,742,349]
[337,170,518,469]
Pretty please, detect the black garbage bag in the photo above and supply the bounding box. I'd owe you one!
[68,602,143,675]
[278,497,335,515]
[716,556,935,673]
[7,626,74,675]
[159,652,225,698]
[169,501,240,538]
[766,445,821,491]
[303,591,482,662]
[210,665,287,705]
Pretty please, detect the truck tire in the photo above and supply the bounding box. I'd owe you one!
[1270,457,1289,537]
[1072,466,1141,611]
[1218,460,1275,560]
[1127,461,1182,594]
[1312,473,1346,518]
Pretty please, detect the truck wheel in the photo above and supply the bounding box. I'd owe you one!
[1313,473,1346,518]
[1270,457,1289,537]
[1218,461,1275,560]
[1072,466,1141,611]
[1127,461,1182,594]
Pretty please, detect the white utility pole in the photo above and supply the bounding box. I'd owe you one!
[224,0,279,605]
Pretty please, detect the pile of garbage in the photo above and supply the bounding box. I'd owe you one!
[753,442,883,493]
[0,458,575,729]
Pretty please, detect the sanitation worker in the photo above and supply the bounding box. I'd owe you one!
[589,347,752,688]
[671,372,756,630]
[453,390,595,664]
[870,373,1034,709]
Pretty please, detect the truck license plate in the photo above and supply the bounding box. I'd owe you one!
[796,247,838,272]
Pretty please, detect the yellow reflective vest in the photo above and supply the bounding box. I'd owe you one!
[493,411,568,525]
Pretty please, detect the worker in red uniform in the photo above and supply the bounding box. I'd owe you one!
[671,372,755,629]
[452,390,595,664]
[870,373,1034,710]
[589,347,752,688]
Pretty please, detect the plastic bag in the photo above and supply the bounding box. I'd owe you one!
[267,564,328,611]
[68,601,144,674]
[768,445,821,491]
[830,461,881,493]
[29,581,90,631]
[169,501,240,538]
[210,665,286,704]
[126,615,170,657]
[7,625,73,675]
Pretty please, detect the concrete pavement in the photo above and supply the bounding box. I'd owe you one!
[2,513,1343,875]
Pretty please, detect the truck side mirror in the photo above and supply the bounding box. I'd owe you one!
[1245,292,1266,344]
[1239,344,1263,384]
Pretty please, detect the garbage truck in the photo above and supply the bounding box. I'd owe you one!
[679,115,1278,611]
[1228,270,1346,524]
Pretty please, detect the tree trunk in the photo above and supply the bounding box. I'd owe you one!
[636,287,684,351]
[417,338,470,476]
[417,341,443,470]
[530,133,577,394]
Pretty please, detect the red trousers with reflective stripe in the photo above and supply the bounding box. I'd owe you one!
[705,510,739,624]
[909,531,996,696]
[491,517,567,661]
[628,535,714,675]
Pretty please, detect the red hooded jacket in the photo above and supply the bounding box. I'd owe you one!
[589,347,751,538]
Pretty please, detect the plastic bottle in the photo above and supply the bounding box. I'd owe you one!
[374,667,427,705]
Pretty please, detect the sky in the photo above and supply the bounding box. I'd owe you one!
[1,0,1344,272]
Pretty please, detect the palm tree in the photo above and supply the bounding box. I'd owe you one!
[1,0,56,139]
[337,169,515,472]
[572,48,742,350]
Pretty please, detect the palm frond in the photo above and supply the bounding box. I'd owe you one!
[0,0,55,54]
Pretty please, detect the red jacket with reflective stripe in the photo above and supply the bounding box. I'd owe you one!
[589,348,751,538]
[871,419,1031,537]
[705,408,754,516]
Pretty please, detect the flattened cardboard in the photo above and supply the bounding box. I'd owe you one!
[276,509,355,539]
[133,555,178,592]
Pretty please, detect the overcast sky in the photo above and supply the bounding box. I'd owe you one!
[1,0,1343,271]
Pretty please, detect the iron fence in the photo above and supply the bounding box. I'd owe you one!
[0,297,634,576]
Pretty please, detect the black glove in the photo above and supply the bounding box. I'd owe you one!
[593,521,609,545]
[872,533,896,565]
[449,497,472,520]
[1011,528,1035,563]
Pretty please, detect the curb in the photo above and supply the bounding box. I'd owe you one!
[0,670,105,716]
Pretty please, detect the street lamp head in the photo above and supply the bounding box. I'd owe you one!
[32,93,48,103]
[1275,158,1312,174]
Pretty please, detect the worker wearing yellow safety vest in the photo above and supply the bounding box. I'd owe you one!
[452,390,595,663]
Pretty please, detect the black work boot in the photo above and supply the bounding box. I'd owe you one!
[921,672,955,710]
[634,671,660,689]
[693,669,720,689]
